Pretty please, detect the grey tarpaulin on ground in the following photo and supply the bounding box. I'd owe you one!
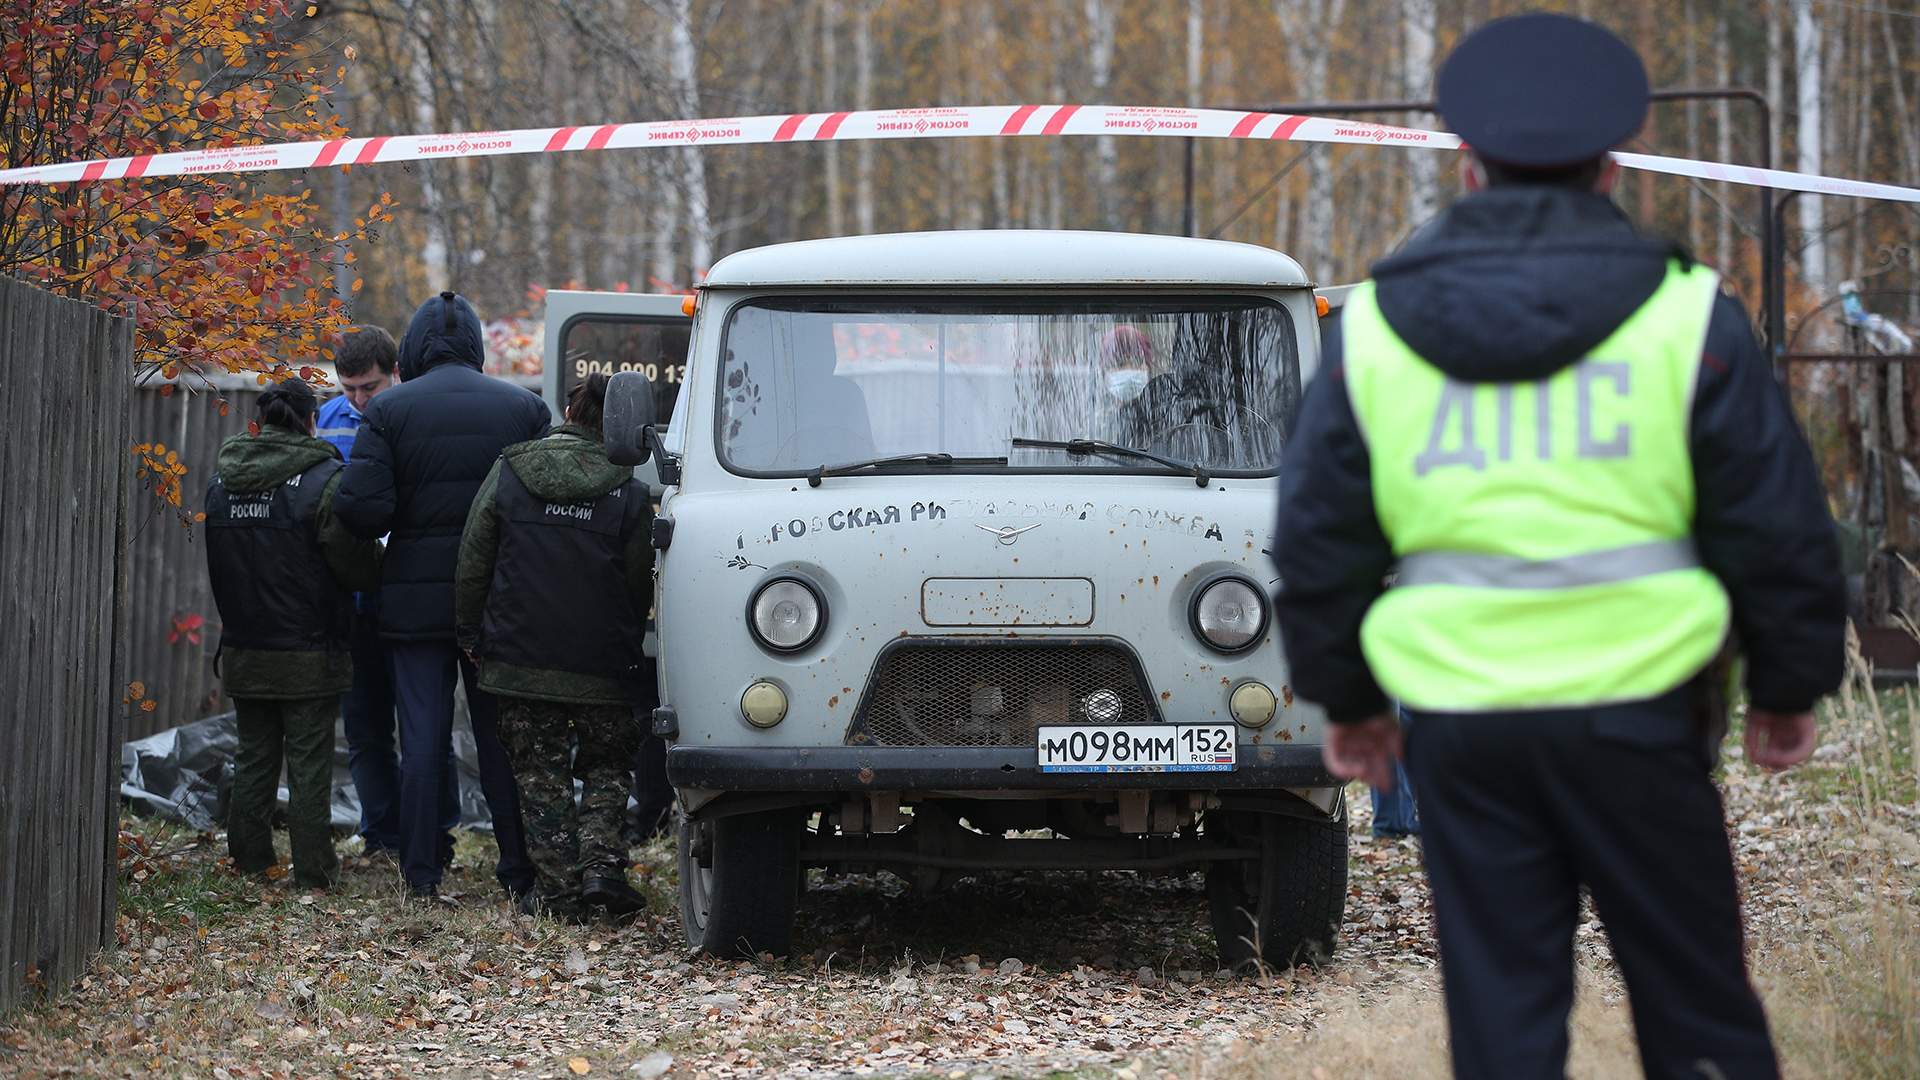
[120,712,495,834]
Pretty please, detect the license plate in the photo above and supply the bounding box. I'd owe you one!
[1036,724,1237,773]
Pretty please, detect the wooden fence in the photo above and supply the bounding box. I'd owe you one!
[122,378,260,739]
[0,276,131,1014]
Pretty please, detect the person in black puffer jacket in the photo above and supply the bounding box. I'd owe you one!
[334,290,549,900]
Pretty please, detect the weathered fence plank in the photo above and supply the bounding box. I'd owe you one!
[121,379,261,739]
[0,276,131,1015]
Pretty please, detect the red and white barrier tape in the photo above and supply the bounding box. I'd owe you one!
[2,103,1915,203]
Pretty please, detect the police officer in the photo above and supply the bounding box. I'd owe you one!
[205,379,382,887]
[1272,14,1845,1079]
[454,373,653,920]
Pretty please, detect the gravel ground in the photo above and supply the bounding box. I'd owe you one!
[3,698,1913,1078]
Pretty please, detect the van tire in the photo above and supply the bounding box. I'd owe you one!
[677,809,802,958]
[1205,807,1348,972]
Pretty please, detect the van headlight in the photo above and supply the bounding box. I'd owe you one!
[1190,575,1267,653]
[749,576,825,653]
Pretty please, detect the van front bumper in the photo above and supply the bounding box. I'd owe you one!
[665,743,1336,792]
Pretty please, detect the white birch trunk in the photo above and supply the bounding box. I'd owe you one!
[821,0,844,237]
[1714,11,1733,270]
[1084,0,1119,226]
[1186,0,1203,107]
[1792,0,1828,300]
[1276,0,1347,279]
[402,0,450,289]
[1767,2,1784,173]
[854,0,876,234]
[1402,0,1439,228]
[1683,0,1702,251]
[664,0,712,276]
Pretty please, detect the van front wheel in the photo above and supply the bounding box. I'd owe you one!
[1205,807,1348,972]
[677,808,802,958]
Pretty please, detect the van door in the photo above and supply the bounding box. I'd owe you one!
[541,290,692,491]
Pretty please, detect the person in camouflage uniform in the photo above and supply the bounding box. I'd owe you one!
[454,373,653,920]
[204,379,382,888]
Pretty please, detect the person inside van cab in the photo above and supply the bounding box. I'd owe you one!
[204,378,382,888]
[454,372,654,920]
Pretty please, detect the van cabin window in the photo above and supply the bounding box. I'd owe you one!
[715,298,1299,476]
[560,316,690,430]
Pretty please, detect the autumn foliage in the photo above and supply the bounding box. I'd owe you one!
[0,0,393,387]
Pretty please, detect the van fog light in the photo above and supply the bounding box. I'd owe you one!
[741,681,789,728]
[1083,688,1124,723]
[1230,681,1278,728]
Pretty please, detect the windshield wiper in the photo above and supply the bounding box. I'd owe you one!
[806,452,1009,487]
[1010,437,1211,488]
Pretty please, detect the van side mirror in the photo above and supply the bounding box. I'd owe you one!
[604,370,655,467]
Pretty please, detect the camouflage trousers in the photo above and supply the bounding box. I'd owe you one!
[229,695,340,888]
[495,699,640,907]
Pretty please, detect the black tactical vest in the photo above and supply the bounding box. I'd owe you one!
[479,461,648,678]
[204,458,351,654]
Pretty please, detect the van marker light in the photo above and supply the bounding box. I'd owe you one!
[1,103,1914,204]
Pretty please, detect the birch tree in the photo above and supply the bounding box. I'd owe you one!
[1084,0,1119,226]
[1275,0,1349,280]
[1403,0,1441,230]
[1793,0,1828,300]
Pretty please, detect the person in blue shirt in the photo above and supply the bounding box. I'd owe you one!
[316,326,399,457]
[321,325,459,862]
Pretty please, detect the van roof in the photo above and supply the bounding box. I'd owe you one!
[702,230,1311,289]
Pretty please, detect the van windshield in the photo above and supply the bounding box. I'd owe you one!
[715,297,1300,477]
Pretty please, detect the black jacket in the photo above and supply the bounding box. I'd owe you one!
[1273,187,1846,721]
[334,292,551,640]
[203,426,381,698]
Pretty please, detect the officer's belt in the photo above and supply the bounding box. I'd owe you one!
[1396,538,1701,590]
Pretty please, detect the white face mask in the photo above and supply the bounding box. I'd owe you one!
[1106,368,1149,402]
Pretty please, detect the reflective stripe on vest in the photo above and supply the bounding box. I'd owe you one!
[1396,538,1700,590]
[1341,261,1732,712]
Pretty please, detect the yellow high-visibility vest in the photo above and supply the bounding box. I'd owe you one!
[1340,261,1731,711]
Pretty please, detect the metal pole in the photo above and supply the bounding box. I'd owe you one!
[1773,190,1802,372]
[1182,138,1197,237]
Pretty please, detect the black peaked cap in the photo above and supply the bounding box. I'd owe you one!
[1436,13,1649,168]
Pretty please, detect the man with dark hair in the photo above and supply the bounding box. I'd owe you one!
[317,325,399,458]
[334,292,549,902]
[1272,13,1844,1078]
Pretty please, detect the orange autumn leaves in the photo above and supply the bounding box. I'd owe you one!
[0,0,394,387]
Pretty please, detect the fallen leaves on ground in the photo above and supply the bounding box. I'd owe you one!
[2,715,1911,1078]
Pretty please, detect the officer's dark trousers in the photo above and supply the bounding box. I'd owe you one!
[390,642,533,894]
[1403,698,1778,1080]
[229,695,339,888]
[342,608,459,854]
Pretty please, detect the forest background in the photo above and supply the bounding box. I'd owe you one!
[3,0,1917,384]
[318,0,1917,362]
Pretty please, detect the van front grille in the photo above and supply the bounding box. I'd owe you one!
[848,639,1162,748]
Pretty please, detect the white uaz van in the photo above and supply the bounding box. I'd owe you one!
[601,230,1347,970]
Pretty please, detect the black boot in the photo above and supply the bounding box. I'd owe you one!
[581,873,648,918]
